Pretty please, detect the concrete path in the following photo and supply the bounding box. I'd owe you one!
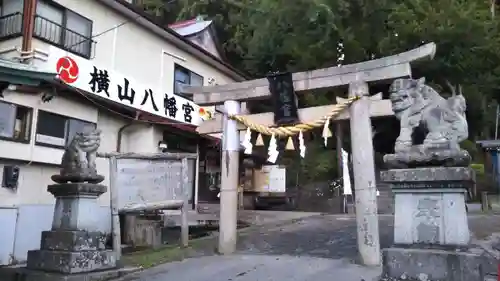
[124,255,381,281]
[120,213,500,281]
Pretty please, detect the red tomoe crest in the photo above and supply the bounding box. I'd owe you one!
[56,56,79,84]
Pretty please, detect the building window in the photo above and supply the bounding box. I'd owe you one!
[174,64,204,99]
[0,0,94,58]
[0,0,23,38]
[35,110,95,148]
[0,100,32,143]
[33,1,94,58]
[0,0,23,15]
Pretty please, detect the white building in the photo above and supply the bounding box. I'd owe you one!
[0,0,246,265]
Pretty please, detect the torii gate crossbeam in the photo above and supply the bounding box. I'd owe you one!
[182,43,436,105]
[183,43,437,266]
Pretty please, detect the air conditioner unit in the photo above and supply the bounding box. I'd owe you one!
[207,77,216,85]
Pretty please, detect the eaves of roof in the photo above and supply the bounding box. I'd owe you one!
[0,59,56,86]
[138,112,221,143]
[96,0,249,82]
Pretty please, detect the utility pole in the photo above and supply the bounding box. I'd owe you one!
[495,104,499,139]
[348,81,381,266]
[492,0,498,139]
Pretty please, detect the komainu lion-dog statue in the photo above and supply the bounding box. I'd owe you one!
[383,77,470,168]
[52,126,105,184]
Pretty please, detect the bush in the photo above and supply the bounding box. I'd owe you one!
[461,140,480,162]
[470,163,485,175]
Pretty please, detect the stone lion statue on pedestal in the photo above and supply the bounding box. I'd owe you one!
[384,77,470,168]
[52,126,104,184]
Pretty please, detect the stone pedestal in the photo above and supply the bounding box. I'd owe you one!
[26,183,116,275]
[380,167,482,281]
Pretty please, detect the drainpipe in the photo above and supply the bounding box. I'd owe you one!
[116,112,140,152]
[116,123,133,152]
[111,121,133,260]
[21,0,37,57]
[112,112,140,257]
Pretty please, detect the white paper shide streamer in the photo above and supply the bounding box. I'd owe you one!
[298,130,306,158]
[242,127,253,155]
[341,149,352,195]
[267,133,279,163]
[341,149,380,196]
[322,117,331,147]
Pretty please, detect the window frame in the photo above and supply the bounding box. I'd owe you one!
[173,64,204,99]
[0,0,24,39]
[35,110,96,149]
[0,100,33,144]
[33,0,94,59]
[0,0,24,16]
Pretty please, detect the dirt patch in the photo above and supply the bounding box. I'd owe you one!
[122,237,214,269]
[469,214,500,240]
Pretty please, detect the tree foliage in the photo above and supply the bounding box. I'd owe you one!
[141,0,500,182]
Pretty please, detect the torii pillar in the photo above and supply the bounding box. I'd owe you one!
[349,81,381,266]
[219,100,240,254]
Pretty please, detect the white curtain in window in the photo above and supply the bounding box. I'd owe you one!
[35,1,63,43]
[0,103,17,138]
[65,10,92,55]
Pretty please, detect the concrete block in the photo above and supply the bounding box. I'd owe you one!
[381,167,473,247]
[380,167,475,186]
[26,249,116,274]
[382,247,484,281]
[40,231,107,251]
[49,183,107,232]
[393,191,470,246]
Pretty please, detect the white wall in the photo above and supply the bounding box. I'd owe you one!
[0,90,168,264]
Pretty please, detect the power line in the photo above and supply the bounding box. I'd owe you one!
[68,14,142,49]
[69,0,179,49]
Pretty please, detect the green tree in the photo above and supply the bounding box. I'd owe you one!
[139,0,500,182]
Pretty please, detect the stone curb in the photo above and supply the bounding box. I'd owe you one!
[0,265,142,281]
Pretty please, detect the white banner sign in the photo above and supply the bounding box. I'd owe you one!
[46,47,213,126]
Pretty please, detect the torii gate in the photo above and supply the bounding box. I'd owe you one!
[182,42,436,266]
